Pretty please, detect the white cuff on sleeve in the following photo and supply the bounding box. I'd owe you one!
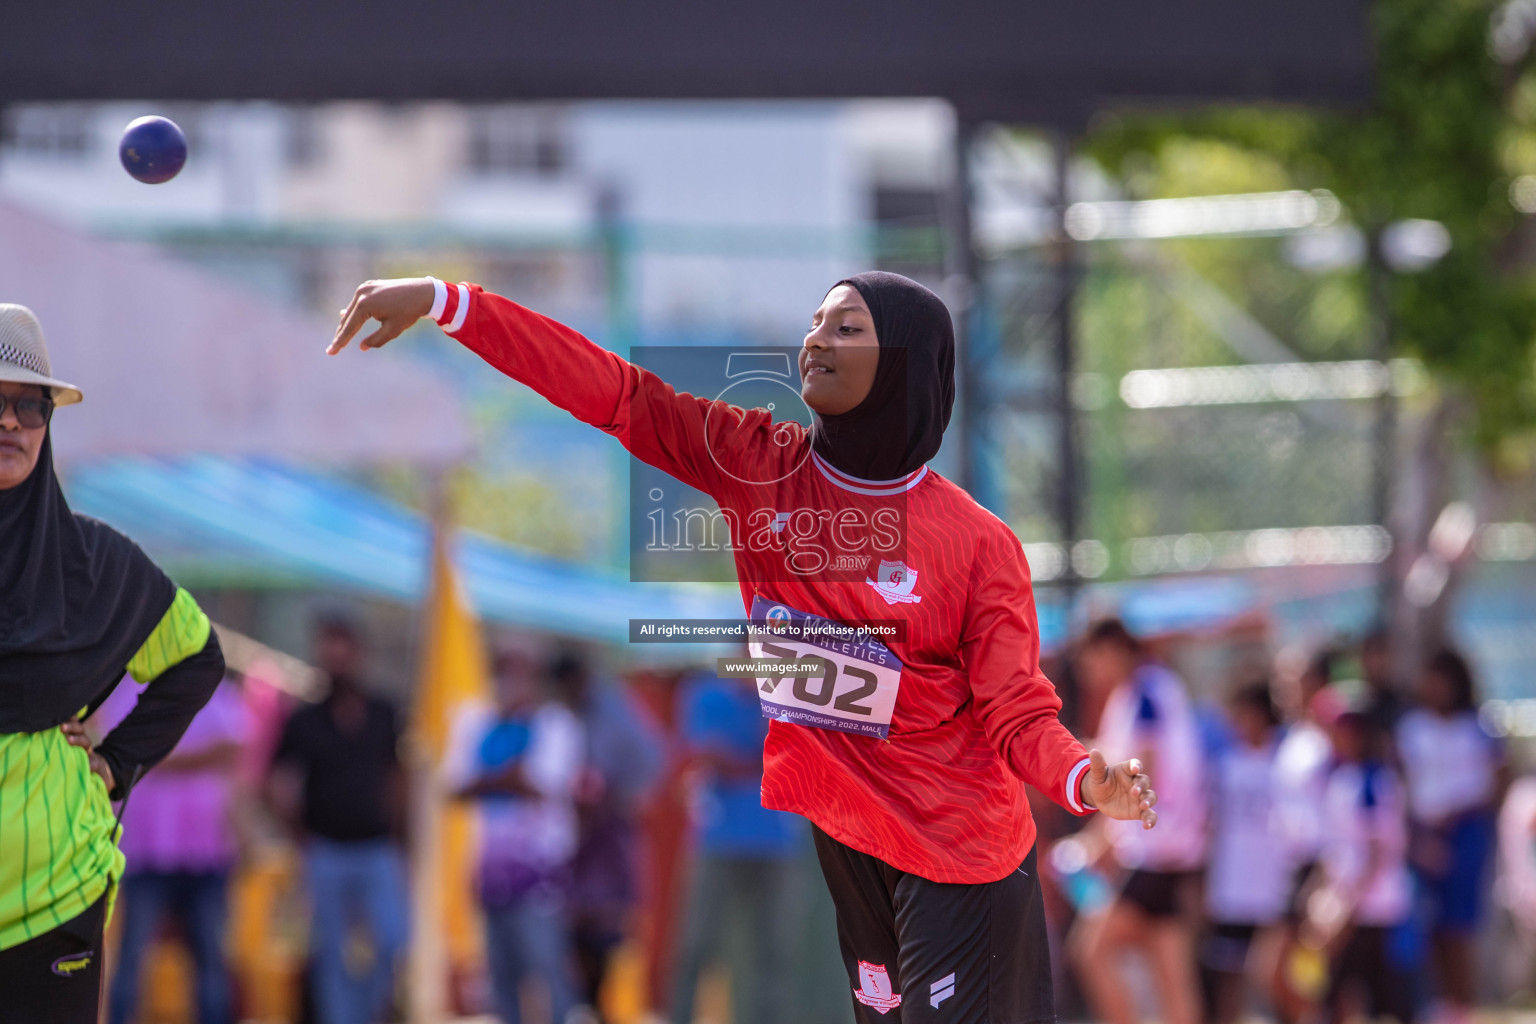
[1066,756,1094,814]
[446,283,471,335]
[427,276,448,322]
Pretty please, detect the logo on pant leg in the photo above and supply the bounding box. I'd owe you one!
[854,961,903,1014]
[930,971,956,1008]
[51,950,94,977]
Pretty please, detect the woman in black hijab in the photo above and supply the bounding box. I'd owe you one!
[330,271,1158,1024]
[805,271,955,481]
[0,304,225,1023]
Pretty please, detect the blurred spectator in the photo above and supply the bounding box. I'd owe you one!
[104,677,249,1024]
[548,650,663,1021]
[1360,629,1407,747]
[1070,619,1206,1024]
[1270,651,1344,1022]
[1201,681,1288,1024]
[1396,648,1505,1024]
[446,645,584,1024]
[1274,651,1339,879]
[1306,709,1415,1024]
[266,611,407,1024]
[669,668,804,1024]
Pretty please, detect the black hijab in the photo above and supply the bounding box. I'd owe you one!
[810,271,955,481]
[0,430,174,732]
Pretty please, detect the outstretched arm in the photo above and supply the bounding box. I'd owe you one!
[328,277,790,496]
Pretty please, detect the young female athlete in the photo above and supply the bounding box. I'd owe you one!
[329,272,1159,1022]
[0,305,225,1023]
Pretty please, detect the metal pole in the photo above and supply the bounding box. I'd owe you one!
[1052,129,1082,596]
[598,184,635,572]
[407,464,450,1024]
[943,115,986,501]
[1367,231,1401,636]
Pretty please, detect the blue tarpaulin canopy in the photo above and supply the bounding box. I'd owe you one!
[64,457,738,645]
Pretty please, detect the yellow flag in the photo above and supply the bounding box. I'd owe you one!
[415,530,491,760]
[410,527,491,1017]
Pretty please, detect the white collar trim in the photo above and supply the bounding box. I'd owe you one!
[811,452,929,495]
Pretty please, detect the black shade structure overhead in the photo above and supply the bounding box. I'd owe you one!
[5,0,1370,118]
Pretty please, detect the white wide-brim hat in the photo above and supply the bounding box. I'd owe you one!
[0,303,82,405]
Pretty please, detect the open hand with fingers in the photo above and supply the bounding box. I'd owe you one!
[326,278,438,355]
[1079,748,1158,829]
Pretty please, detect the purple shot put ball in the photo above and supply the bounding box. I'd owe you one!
[119,116,188,184]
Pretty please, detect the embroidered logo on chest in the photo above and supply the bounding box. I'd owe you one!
[866,559,922,605]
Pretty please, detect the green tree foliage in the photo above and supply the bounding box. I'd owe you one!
[1085,0,1536,454]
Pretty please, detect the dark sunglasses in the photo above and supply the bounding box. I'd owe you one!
[0,393,54,429]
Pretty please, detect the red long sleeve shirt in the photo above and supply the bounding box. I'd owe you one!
[434,281,1093,884]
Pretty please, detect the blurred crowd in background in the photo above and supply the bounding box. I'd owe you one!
[83,601,1536,1024]
[1047,622,1525,1024]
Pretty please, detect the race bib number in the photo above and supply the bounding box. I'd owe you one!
[748,596,903,739]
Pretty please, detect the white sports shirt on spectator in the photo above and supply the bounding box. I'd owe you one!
[1321,761,1412,926]
[1396,709,1500,823]
[1097,663,1208,871]
[1274,719,1332,867]
[1207,740,1290,924]
[445,701,586,874]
